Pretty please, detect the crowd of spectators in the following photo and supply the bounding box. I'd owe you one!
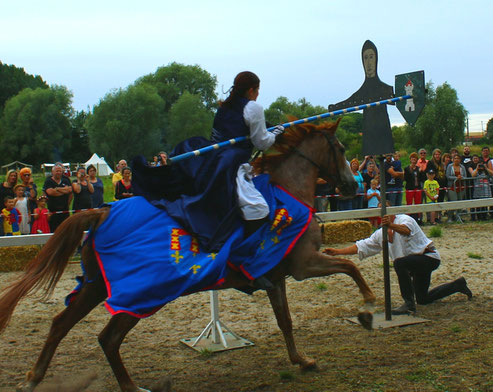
[315,146,493,224]
[2,146,492,235]
[0,152,168,236]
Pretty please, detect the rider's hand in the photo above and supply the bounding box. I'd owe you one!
[271,125,285,137]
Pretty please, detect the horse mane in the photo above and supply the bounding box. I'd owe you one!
[251,117,340,175]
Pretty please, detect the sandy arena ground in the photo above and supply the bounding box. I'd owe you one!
[0,221,492,391]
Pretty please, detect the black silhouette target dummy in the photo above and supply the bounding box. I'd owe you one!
[329,40,394,155]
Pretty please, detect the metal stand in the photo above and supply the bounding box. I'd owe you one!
[378,155,392,321]
[180,291,254,352]
[347,312,430,329]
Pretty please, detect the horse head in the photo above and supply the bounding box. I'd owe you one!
[252,118,357,199]
[315,119,357,198]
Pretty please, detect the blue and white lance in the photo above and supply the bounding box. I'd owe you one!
[169,94,411,164]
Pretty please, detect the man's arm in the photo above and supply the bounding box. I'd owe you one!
[381,215,411,236]
[324,244,358,256]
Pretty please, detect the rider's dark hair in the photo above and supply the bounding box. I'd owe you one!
[220,71,260,109]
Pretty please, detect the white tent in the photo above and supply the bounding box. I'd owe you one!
[84,153,114,176]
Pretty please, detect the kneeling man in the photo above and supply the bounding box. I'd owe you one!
[325,214,472,314]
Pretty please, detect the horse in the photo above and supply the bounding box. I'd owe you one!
[0,119,376,392]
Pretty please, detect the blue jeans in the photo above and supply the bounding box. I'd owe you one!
[387,187,403,206]
[337,199,353,211]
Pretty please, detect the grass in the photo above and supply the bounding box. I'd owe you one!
[198,348,214,358]
[315,282,328,291]
[467,252,483,259]
[279,370,295,381]
[428,226,442,237]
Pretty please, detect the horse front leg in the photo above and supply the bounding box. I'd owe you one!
[291,252,376,304]
[290,252,375,330]
[266,279,316,370]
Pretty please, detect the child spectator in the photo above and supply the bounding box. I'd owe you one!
[2,196,22,236]
[366,179,381,228]
[14,184,30,234]
[31,195,51,234]
[423,169,440,225]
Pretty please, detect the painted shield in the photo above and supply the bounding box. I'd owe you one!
[395,70,425,126]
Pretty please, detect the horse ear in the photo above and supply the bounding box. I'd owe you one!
[319,118,341,135]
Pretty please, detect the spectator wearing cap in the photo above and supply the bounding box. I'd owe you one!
[426,149,447,222]
[423,169,440,225]
[19,167,37,228]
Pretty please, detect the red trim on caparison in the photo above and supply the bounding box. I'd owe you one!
[239,265,255,281]
[275,184,316,213]
[93,239,112,298]
[282,211,313,258]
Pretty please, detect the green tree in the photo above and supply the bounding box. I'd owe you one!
[66,110,91,163]
[167,91,214,148]
[85,83,164,164]
[0,61,48,113]
[264,96,326,125]
[0,85,73,165]
[137,62,217,112]
[135,62,218,146]
[485,117,493,141]
[405,82,467,152]
[337,113,363,134]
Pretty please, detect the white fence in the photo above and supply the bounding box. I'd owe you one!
[1,198,493,248]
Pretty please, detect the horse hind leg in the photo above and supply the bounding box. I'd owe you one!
[17,278,107,392]
[98,314,172,392]
[98,313,148,392]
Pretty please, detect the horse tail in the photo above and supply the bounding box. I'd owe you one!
[0,208,109,333]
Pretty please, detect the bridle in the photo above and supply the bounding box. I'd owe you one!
[292,130,345,184]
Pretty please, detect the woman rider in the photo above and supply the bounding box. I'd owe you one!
[132,71,284,256]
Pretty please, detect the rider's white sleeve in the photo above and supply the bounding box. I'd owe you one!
[243,101,276,151]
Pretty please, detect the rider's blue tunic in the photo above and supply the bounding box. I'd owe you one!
[132,97,254,252]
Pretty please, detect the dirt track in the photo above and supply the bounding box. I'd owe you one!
[0,221,492,391]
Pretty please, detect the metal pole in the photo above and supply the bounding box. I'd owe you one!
[169,95,412,164]
[378,155,392,320]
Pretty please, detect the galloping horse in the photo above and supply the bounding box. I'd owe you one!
[0,119,375,392]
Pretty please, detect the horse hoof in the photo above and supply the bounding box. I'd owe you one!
[16,381,35,392]
[300,357,317,371]
[151,376,172,392]
[357,311,373,330]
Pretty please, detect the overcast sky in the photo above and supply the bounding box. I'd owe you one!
[1,0,491,133]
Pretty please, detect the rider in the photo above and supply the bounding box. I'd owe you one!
[213,71,284,236]
[132,71,284,263]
